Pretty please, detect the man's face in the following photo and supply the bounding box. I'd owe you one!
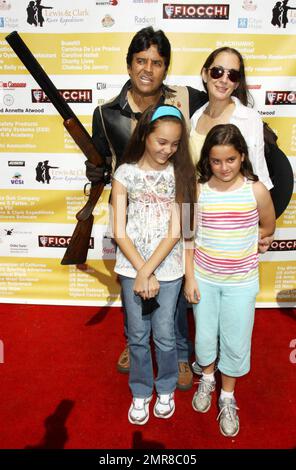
[128,45,167,97]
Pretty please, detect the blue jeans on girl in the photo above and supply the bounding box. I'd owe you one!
[119,275,182,398]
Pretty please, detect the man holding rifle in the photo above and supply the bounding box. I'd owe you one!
[86,26,208,391]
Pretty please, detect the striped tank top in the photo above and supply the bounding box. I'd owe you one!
[194,179,259,286]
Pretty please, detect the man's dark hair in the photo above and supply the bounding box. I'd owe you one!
[126,26,171,70]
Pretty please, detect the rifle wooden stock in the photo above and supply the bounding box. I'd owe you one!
[61,182,105,265]
[5,31,106,265]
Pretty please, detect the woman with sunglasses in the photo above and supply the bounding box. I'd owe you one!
[190,47,272,191]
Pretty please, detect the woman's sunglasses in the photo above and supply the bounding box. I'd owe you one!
[208,66,241,83]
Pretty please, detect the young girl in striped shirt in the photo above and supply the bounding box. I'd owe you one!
[184,123,275,437]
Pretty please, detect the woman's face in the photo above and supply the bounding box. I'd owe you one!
[202,51,241,102]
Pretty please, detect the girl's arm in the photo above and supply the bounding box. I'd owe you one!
[134,203,181,298]
[184,183,200,303]
[111,178,159,299]
[253,181,276,252]
[111,178,146,271]
[184,239,200,304]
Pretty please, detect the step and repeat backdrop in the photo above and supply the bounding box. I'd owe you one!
[0,0,295,306]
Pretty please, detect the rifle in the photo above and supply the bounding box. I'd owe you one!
[5,31,108,265]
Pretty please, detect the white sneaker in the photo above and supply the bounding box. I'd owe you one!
[128,396,153,425]
[153,393,175,419]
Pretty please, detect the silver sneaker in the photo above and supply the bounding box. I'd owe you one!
[153,393,175,419]
[217,397,240,437]
[192,378,215,413]
[128,396,153,425]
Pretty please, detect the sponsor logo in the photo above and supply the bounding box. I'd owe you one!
[32,89,92,103]
[242,0,257,11]
[0,15,18,28]
[163,3,229,19]
[8,161,25,166]
[238,16,262,28]
[26,2,89,27]
[3,94,14,106]
[269,239,296,251]
[96,82,121,90]
[38,235,94,249]
[35,160,59,184]
[238,17,248,27]
[4,228,14,235]
[265,91,296,105]
[1,227,31,236]
[101,14,115,27]
[247,84,261,90]
[0,0,11,10]
[0,81,27,88]
[271,0,296,28]
[26,0,53,27]
[135,15,156,25]
[96,0,118,5]
[11,172,24,184]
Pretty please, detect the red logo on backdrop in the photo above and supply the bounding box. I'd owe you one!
[163,3,229,19]
[32,89,92,103]
[265,91,296,105]
[269,240,296,251]
[0,81,26,88]
[38,236,94,249]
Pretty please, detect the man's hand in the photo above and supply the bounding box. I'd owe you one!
[85,161,105,184]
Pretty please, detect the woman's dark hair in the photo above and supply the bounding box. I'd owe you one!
[122,104,196,236]
[126,27,171,71]
[197,123,258,183]
[201,47,253,107]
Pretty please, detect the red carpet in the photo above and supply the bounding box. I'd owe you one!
[0,303,295,449]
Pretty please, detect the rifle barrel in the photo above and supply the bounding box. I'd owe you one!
[5,31,75,121]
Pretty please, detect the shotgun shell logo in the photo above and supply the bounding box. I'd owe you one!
[32,89,92,103]
[265,91,296,105]
[163,3,229,19]
[38,235,94,248]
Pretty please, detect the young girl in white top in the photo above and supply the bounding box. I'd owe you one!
[185,124,275,437]
[111,105,196,425]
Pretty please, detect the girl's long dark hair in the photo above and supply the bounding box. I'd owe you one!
[197,124,259,183]
[121,105,196,236]
[201,47,253,107]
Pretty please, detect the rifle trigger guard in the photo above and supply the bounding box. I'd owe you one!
[84,182,91,196]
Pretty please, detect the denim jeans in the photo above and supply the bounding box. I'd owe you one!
[119,275,182,398]
[175,289,193,362]
[122,281,191,363]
